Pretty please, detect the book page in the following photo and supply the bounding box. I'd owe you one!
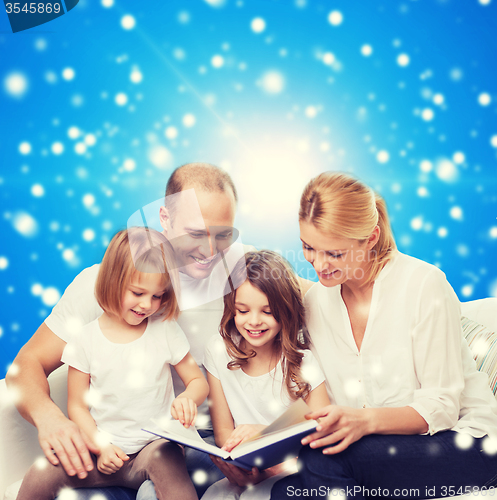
[246,399,312,441]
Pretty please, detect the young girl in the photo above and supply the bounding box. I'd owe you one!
[17,227,209,500]
[203,250,330,500]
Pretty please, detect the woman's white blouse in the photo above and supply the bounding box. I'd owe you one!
[305,251,497,438]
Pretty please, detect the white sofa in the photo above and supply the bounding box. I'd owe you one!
[1,298,496,499]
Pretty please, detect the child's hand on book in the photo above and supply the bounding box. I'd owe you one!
[96,444,129,475]
[171,396,197,428]
[222,424,266,452]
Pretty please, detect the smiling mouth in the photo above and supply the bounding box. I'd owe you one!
[319,270,338,278]
[131,309,146,317]
[245,328,268,337]
[191,255,217,266]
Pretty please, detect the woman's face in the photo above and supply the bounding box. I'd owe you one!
[300,220,375,288]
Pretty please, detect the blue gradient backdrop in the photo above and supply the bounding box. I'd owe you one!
[1,0,496,377]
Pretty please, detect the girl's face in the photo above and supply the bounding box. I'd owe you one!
[234,281,281,350]
[121,272,166,326]
[300,220,376,288]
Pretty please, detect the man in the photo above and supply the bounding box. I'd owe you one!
[6,162,242,499]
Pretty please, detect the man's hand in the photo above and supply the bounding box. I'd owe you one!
[97,444,129,475]
[222,424,266,452]
[171,396,197,428]
[38,411,99,478]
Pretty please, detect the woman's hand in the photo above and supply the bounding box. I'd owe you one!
[222,424,266,452]
[97,444,129,475]
[302,405,372,454]
[209,455,266,487]
[171,396,197,428]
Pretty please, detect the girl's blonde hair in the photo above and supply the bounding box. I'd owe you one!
[220,250,311,401]
[95,227,179,321]
[299,172,396,286]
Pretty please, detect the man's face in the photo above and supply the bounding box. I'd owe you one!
[160,188,237,280]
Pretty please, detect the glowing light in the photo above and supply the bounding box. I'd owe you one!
[101,0,113,7]
[51,142,64,155]
[421,108,434,121]
[130,68,143,83]
[31,184,45,197]
[491,135,497,148]
[83,194,95,208]
[0,257,8,270]
[251,17,266,33]
[85,134,97,147]
[178,11,190,23]
[42,287,61,307]
[83,229,96,242]
[123,159,136,171]
[121,15,136,30]
[19,142,32,155]
[75,142,87,155]
[449,67,463,81]
[192,470,209,485]
[397,53,410,67]
[211,55,224,68]
[433,93,444,105]
[4,72,28,98]
[62,249,75,262]
[437,227,448,238]
[31,283,43,296]
[260,71,285,94]
[461,285,474,298]
[322,52,336,65]
[182,114,196,127]
[148,145,173,169]
[34,457,49,470]
[203,0,226,7]
[452,151,465,164]
[62,68,75,81]
[328,10,343,26]
[115,93,128,106]
[478,93,491,106]
[165,126,178,139]
[305,106,317,118]
[68,127,80,139]
[482,436,497,455]
[361,45,373,57]
[411,217,423,231]
[490,279,497,298]
[436,158,458,182]
[479,0,491,4]
[376,150,390,163]
[417,186,428,197]
[13,212,38,237]
[450,206,463,221]
[490,227,497,239]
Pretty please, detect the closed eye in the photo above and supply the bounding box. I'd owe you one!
[132,291,142,296]
[237,310,248,314]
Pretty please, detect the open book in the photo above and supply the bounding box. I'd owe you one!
[142,399,317,470]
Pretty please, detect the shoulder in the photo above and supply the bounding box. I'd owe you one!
[205,334,226,357]
[297,277,317,296]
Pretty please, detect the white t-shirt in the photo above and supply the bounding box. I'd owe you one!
[44,241,254,431]
[61,316,190,454]
[305,250,497,438]
[204,335,326,426]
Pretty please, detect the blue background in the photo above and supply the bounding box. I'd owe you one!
[1,0,496,377]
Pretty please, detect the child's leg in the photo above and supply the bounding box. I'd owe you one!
[128,440,197,500]
[17,455,142,500]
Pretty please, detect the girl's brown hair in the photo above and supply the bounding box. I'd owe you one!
[95,227,180,321]
[220,250,311,400]
[299,172,396,286]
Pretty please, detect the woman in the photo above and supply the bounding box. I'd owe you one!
[271,172,497,499]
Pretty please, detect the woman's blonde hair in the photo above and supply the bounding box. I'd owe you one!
[220,250,311,401]
[299,172,396,285]
[95,227,180,321]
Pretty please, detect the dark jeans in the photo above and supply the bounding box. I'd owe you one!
[271,431,497,499]
[54,430,224,499]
